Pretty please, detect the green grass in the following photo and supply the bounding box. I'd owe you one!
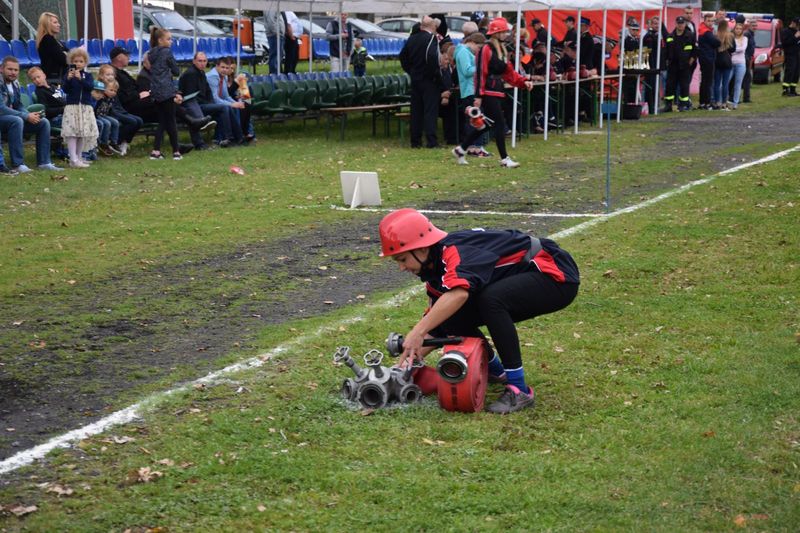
[1,82,798,530]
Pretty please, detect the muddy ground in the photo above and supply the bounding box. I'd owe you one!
[1,105,798,463]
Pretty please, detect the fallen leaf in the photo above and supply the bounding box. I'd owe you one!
[306,382,318,390]
[356,294,366,300]
[9,504,37,517]
[360,408,375,416]
[28,340,46,349]
[130,467,163,483]
[156,459,175,467]
[751,514,769,520]
[44,483,74,497]
[323,300,334,305]
[733,514,747,527]
[257,504,267,512]
[12,320,23,326]
[573,332,581,339]
[703,430,716,438]
[113,436,135,444]
[602,269,615,278]
[318,265,328,270]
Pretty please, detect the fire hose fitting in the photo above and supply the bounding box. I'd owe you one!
[436,351,469,383]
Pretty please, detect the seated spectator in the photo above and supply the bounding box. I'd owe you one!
[111,46,158,122]
[36,12,68,84]
[29,66,64,125]
[98,63,141,155]
[225,63,255,142]
[0,56,62,172]
[178,51,226,150]
[204,56,246,146]
[91,80,122,156]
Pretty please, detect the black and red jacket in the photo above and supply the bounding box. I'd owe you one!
[419,229,580,304]
[474,43,529,98]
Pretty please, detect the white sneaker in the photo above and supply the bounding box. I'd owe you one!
[38,163,64,171]
[13,164,32,173]
[69,159,89,168]
[451,146,468,165]
[119,142,129,156]
[500,157,520,168]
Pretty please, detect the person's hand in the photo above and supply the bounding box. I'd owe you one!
[524,80,534,90]
[139,90,150,100]
[398,329,425,369]
[441,90,451,99]
[473,98,482,109]
[26,112,41,125]
[232,101,245,109]
[173,94,183,104]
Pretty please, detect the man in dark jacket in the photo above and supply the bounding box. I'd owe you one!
[561,16,576,47]
[663,16,696,112]
[696,12,720,109]
[781,17,800,96]
[326,13,352,73]
[399,15,441,148]
[111,47,157,122]
[178,52,227,149]
[742,19,756,102]
[642,16,667,113]
[578,17,595,70]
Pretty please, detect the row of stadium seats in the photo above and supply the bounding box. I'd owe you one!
[250,74,411,117]
[309,37,409,59]
[0,36,254,70]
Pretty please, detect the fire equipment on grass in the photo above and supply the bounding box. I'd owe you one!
[466,105,494,131]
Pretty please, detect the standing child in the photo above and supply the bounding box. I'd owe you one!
[61,48,98,168]
[350,38,368,77]
[147,28,183,160]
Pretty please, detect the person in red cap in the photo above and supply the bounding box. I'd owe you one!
[452,17,534,168]
[379,208,580,414]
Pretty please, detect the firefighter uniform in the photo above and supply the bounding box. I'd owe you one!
[781,20,800,96]
[664,26,697,111]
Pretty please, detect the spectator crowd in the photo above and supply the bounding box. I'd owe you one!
[1,11,257,175]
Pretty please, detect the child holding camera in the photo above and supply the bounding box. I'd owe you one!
[61,48,98,168]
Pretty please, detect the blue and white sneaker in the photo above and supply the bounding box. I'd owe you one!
[38,163,64,171]
[13,164,32,173]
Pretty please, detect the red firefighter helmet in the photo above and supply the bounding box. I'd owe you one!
[486,17,512,35]
[379,208,447,257]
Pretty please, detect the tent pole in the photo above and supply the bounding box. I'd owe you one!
[636,10,645,105]
[338,2,343,72]
[11,0,18,40]
[573,8,580,134]
[84,0,89,43]
[236,0,242,71]
[192,0,198,56]
[277,2,281,74]
[616,10,626,123]
[511,2,522,148]
[654,1,666,116]
[308,1,313,73]
[543,7,552,141]
[599,9,607,130]
[138,0,144,68]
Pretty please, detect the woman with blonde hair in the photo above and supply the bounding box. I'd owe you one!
[729,22,750,109]
[712,20,735,109]
[36,12,69,83]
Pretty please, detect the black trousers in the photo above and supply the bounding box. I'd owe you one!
[431,271,579,370]
[284,36,299,74]
[439,98,458,145]
[154,98,179,153]
[699,58,715,106]
[409,78,439,148]
[643,72,660,114]
[784,53,799,86]
[666,64,692,106]
[459,95,508,159]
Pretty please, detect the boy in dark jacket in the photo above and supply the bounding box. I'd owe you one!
[696,13,721,109]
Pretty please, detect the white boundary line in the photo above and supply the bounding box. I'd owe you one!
[2,145,798,477]
[330,205,605,218]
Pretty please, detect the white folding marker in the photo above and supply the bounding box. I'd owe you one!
[340,171,381,209]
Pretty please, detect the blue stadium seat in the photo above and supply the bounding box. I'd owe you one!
[66,38,79,50]
[102,39,115,62]
[210,38,222,61]
[10,40,33,67]
[87,39,103,66]
[115,38,126,48]
[126,39,140,62]
[27,40,40,64]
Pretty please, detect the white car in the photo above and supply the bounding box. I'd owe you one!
[378,16,463,40]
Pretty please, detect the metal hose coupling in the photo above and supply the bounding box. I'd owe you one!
[436,351,469,383]
[334,344,423,409]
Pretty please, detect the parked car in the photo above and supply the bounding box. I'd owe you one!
[133,5,219,40]
[199,15,268,60]
[297,18,329,38]
[751,17,784,83]
[445,15,471,35]
[376,17,417,35]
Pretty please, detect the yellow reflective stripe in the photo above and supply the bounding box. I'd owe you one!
[664,95,675,100]
[683,45,693,51]
[666,37,674,42]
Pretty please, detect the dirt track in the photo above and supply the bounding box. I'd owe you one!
[1,105,799,462]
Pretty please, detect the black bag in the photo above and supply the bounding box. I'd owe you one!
[716,50,732,70]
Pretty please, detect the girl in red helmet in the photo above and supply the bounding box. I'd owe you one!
[452,17,534,168]
[379,208,579,414]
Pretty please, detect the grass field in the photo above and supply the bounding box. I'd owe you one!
[1,82,799,531]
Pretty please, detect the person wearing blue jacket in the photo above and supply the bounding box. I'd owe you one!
[379,208,580,414]
[205,58,245,146]
[0,56,62,172]
[455,31,490,156]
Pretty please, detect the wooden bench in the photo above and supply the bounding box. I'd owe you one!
[320,102,410,141]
